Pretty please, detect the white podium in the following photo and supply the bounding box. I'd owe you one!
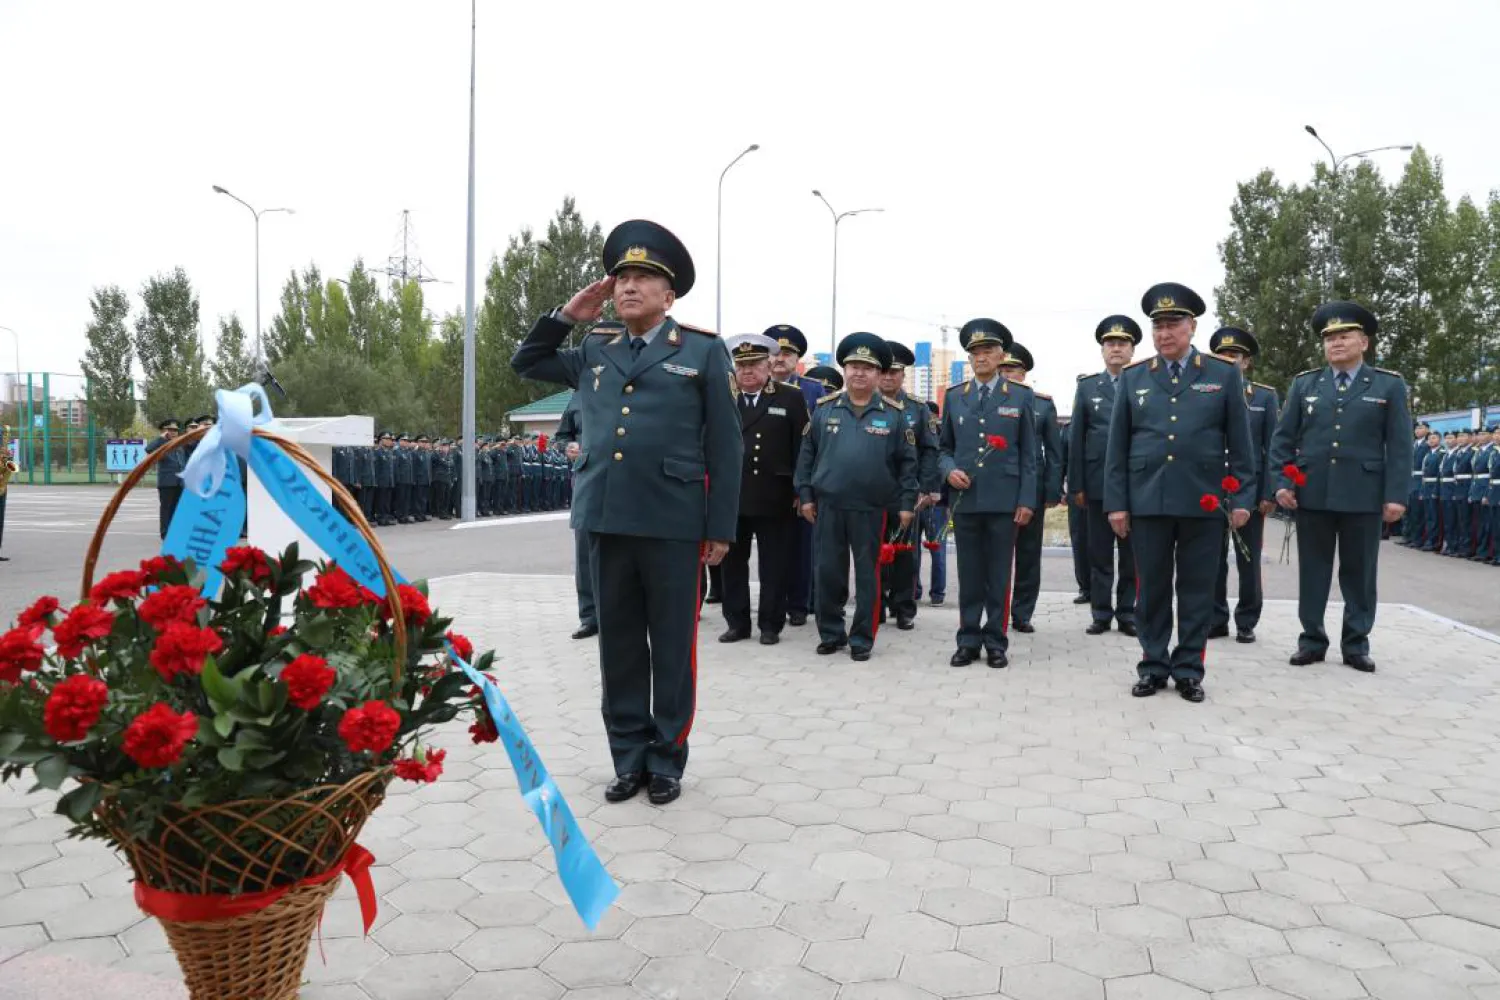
[248,415,374,564]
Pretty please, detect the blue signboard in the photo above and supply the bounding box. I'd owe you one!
[914,341,932,367]
[106,439,147,472]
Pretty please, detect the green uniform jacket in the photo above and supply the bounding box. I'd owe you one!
[1068,371,1116,501]
[1104,349,1257,517]
[1244,382,1281,505]
[1030,390,1063,507]
[894,389,941,495]
[937,378,1039,514]
[795,392,919,511]
[511,314,743,542]
[1268,364,1410,512]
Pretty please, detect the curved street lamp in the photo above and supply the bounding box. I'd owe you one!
[212,185,295,363]
[812,191,883,357]
[716,144,760,337]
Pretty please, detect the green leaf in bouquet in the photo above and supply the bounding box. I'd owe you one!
[212,712,236,739]
[0,732,25,759]
[217,746,246,771]
[35,753,70,790]
[200,656,244,711]
[252,679,286,717]
[243,749,287,769]
[57,782,104,823]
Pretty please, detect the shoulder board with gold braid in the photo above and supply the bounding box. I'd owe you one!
[1200,352,1232,367]
[676,321,717,338]
[1371,367,1403,379]
[816,391,842,405]
[1293,367,1321,379]
[881,394,905,410]
[1033,391,1052,401]
[1123,357,1152,370]
[1077,372,1093,381]
[772,379,799,395]
[1252,381,1277,393]
[949,380,970,395]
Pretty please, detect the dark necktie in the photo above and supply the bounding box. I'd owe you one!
[1336,371,1350,391]
[629,337,646,359]
[1169,361,1181,380]
[978,383,991,406]
[741,394,754,411]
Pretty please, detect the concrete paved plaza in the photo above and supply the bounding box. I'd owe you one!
[3,572,1500,999]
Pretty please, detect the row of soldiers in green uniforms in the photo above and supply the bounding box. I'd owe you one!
[1402,422,1500,564]
[331,431,573,527]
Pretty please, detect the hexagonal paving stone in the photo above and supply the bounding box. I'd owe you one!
[1052,932,1151,979]
[1357,966,1482,1000]
[727,965,838,1000]
[622,914,720,958]
[802,939,901,984]
[1224,890,1320,930]
[919,886,1009,927]
[722,816,796,843]
[694,890,783,930]
[812,851,890,881]
[666,832,743,861]
[361,952,475,1000]
[711,926,808,970]
[1253,954,1368,999]
[862,912,956,955]
[1189,914,1291,958]
[1096,904,1191,943]
[619,880,703,918]
[1149,942,1257,992]
[679,860,762,893]
[385,877,478,914]
[968,864,1052,900]
[957,920,1051,965]
[394,847,479,880]
[899,951,1002,997]
[1008,896,1098,938]
[1003,961,1103,1000]
[1285,925,1395,970]
[448,969,565,1000]
[454,926,560,970]
[756,869,841,904]
[457,889,554,929]
[302,936,389,987]
[835,879,923,917]
[41,896,143,939]
[373,912,478,956]
[633,955,740,999]
[539,939,647,989]
[1103,973,1210,1000]
[778,901,869,941]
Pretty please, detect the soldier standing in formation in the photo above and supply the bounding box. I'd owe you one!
[767,325,824,627]
[512,219,741,806]
[145,417,186,540]
[795,333,918,662]
[1070,317,1140,637]
[719,333,809,645]
[877,340,940,630]
[1270,302,1409,673]
[914,399,948,607]
[1104,283,1255,703]
[1059,429,1090,606]
[1472,427,1495,560]
[998,342,1060,635]
[1207,328,1279,644]
[412,435,432,522]
[1399,422,1430,545]
[554,387,597,639]
[938,320,1037,668]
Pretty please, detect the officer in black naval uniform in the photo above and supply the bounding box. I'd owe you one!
[997,342,1060,634]
[768,325,827,628]
[877,340,941,630]
[1208,328,1280,643]
[720,333,809,646]
[512,220,741,806]
[145,417,187,539]
[1104,283,1255,703]
[795,333,918,662]
[938,320,1038,667]
[1070,316,1142,636]
[1269,301,1410,673]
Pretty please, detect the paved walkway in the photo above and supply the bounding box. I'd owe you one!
[3,573,1500,999]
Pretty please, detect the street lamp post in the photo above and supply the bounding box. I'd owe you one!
[1303,126,1414,295]
[211,185,294,362]
[812,191,883,357]
[715,144,759,336]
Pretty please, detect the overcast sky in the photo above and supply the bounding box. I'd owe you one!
[2,0,1496,408]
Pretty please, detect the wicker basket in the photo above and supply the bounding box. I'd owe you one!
[83,427,406,1000]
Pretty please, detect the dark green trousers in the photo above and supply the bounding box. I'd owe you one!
[814,507,885,653]
[1293,509,1382,658]
[1011,510,1044,625]
[1130,516,1220,682]
[1212,511,1266,632]
[574,528,596,629]
[953,512,1017,655]
[880,507,917,621]
[588,533,700,779]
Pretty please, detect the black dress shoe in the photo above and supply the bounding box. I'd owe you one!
[896,616,915,631]
[929,597,945,607]
[704,593,723,605]
[0,555,9,562]
[647,774,681,805]
[1289,650,1325,666]
[1176,678,1206,703]
[1085,621,1111,635]
[759,632,780,646]
[1208,624,1231,639]
[986,651,1008,668]
[1343,653,1377,673]
[1236,629,1256,643]
[1073,592,1091,605]
[1118,621,1138,637]
[787,612,808,627]
[605,773,645,802]
[719,628,751,643]
[1132,676,1168,697]
[950,648,978,667]
[850,648,872,662]
[816,640,847,655]
[571,623,599,640]
[1013,622,1035,634]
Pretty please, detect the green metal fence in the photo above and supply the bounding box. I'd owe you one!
[4,372,157,486]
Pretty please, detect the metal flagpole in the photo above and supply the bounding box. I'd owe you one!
[460,0,478,521]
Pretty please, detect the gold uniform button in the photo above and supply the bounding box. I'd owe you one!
[1168,434,1176,441]
[754,444,761,450]
[1334,423,1340,430]
[978,418,986,425]
[621,406,630,415]
[1332,441,1339,448]
[1170,397,1178,404]
[613,451,623,461]
[624,385,634,394]
[616,427,626,437]
[1330,458,1337,465]
[1170,415,1178,422]
[755,432,762,439]
[1167,455,1175,462]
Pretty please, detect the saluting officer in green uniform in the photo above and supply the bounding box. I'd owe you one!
[1104,283,1256,703]
[997,342,1060,634]
[144,417,187,540]
[877,340,941,630]
[1269,302,1410,673]
[512,220,741,806]
[1208,328,1280,643]
[938,319,1038,669]
[794,333,918,662]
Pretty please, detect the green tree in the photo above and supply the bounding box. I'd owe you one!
[134,267,212,422]
[393,279,432,371]
[79,284,137,435]
[274,342,432,433]
[1384,147,1451,407]
[344,259,391,361]
[210,312,256,388]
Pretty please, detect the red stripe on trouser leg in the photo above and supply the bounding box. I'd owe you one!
[872,512,887,643]
[1001,519,1017,634]
[676,479,710,749]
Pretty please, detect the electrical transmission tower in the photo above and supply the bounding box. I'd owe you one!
[375,210,443,285]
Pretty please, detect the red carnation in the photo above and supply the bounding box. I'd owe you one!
[281,654,336,711]
[44,673,109,742]
[394,747,447,783]
[137,585,207,630]
[306,565,367,610]
[380,584,431,627]
[1199,494,1221,513]
[986,434,1008,450]
[138,555,182,584]
[0,624,47,684]
[149,622,223,682]
[220,546,272,585]
[922,541,941,552]
[446,632,473,663]
[469,714,499,744]
[267,624,289,638]
[878,543,896,566]
[1221,475,1242,494]
[1282,463,1308,488]
[123,703,198,768]
[338,700,401,754]
[17,596,61,629]
[88,570,148,606]
[53,604,117,659]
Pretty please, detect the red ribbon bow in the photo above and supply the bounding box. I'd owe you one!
[134,844,378,935]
